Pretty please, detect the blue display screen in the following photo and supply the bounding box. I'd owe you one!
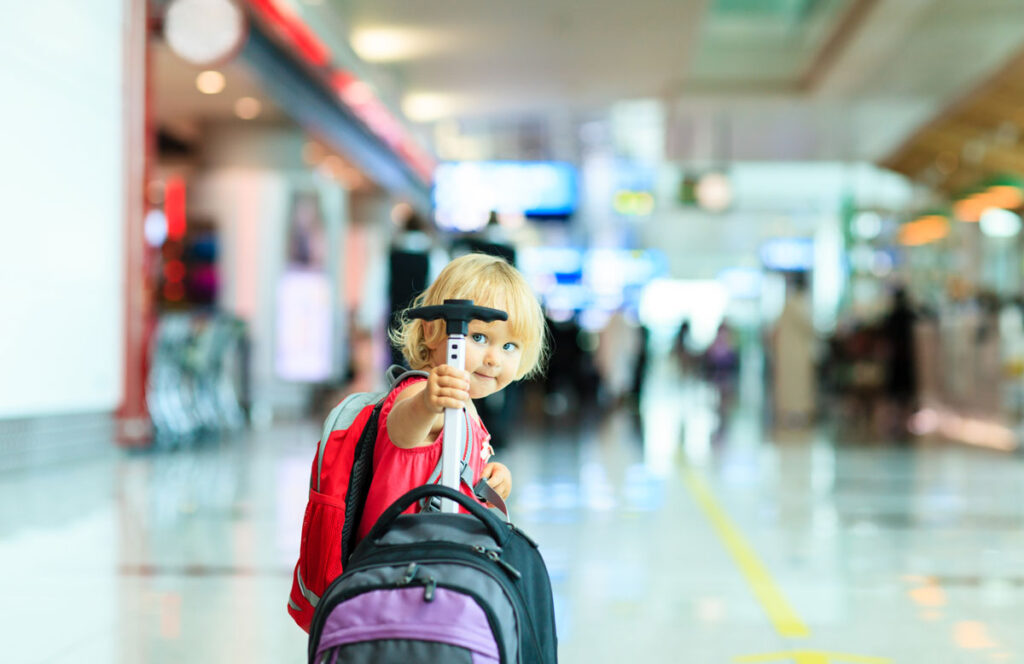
[433,161,578,230]
[760,237,814,272]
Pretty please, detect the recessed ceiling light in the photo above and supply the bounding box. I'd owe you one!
[980,207,1021,238]
[351,27,431,62]
[196,70,226,94]
[164,0,246,66]
[402,93,454,123]
[696,172,731,213]
[234,96,261,119]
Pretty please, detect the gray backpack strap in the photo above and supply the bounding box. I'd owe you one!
[315,392,379,493]
[386,364,428,388]
[314,368,428,493]
[472,478,510,521]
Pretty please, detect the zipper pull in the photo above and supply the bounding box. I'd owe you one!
[399,563,418,585]
[486,549,522,580]
[423,576,436,602]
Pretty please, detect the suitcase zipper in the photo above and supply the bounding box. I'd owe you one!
[474,545,523,580]
[395,563,437,602]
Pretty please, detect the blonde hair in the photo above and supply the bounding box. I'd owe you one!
[391,253,548,379]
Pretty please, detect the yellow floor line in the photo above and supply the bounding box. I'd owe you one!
[681,465,811,639]
[734,650,890,663]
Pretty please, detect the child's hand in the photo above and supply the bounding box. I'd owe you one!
[421,364,471,413]
[482,462,512,500]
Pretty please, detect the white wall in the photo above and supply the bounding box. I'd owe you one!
[0,0,125,417]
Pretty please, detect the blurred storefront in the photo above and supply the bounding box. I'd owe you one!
[862,47,1024,450]
[140,0,440,444]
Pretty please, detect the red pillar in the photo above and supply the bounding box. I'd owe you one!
[117,0,153,447]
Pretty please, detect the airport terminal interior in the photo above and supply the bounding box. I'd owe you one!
[5,0,1024,662]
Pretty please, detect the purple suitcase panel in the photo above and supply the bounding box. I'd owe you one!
[315,587,500,662]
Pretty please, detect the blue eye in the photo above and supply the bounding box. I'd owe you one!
[471,333,487,343]
[503,342,519,352]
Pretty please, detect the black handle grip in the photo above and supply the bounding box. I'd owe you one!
[407,299,508,335]
[363,484,507,546]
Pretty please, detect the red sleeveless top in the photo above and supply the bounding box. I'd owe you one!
[357,377,493,540]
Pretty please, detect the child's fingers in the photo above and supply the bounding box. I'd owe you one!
[437,377,470,392]
[434,369,469,387]
[487,474,511,499]
[482,463,511,500]
[435,365,471,381]
[440,387,471,401]
[431,384,469,410]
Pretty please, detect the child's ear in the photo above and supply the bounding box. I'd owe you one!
[422,319,444,349]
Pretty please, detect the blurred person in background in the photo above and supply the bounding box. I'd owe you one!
[595,307,641,407]
[451,210,516,265]
[879,286,918,439]
[771,273,816,427]
[702,321,740,407]
[830,319,886,435]
[630,324,651,405]
[673,319,697,375]
[702,322,739,382]
[542,313,600,417]
[387,205,445,367]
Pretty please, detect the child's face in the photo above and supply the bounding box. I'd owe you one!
[430,319,523,399]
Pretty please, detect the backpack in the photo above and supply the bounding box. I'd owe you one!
[307,484,558,664]
[288,366,428,632]
[288,366,509,632]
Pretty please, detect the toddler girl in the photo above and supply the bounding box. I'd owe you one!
[357,253,548,537]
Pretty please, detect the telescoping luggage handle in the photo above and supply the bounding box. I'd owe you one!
[407,299,508,513]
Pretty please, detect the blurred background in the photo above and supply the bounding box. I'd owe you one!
[4,0,1024,662]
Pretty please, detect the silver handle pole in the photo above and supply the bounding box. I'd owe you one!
[441,334,466,513]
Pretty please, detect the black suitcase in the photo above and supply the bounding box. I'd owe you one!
[308,484,558,663]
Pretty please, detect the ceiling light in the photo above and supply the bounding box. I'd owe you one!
[985,184,1024,209]
[164,0,246,67]
[351,27,425,62]
[696,173,731,213]
[234,96,261,119]
[852,212,882,240]
[979,207,1021,238]
[402,93,454,123]
[899,215,949,246]
[954,193,987,222]
[196,70,226,94]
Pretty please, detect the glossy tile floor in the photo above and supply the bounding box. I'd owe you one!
[4,355,1024,663]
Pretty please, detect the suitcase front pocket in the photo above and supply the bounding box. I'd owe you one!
[315,587,500,664]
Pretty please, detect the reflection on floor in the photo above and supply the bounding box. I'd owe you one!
[3,357,1024,663]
